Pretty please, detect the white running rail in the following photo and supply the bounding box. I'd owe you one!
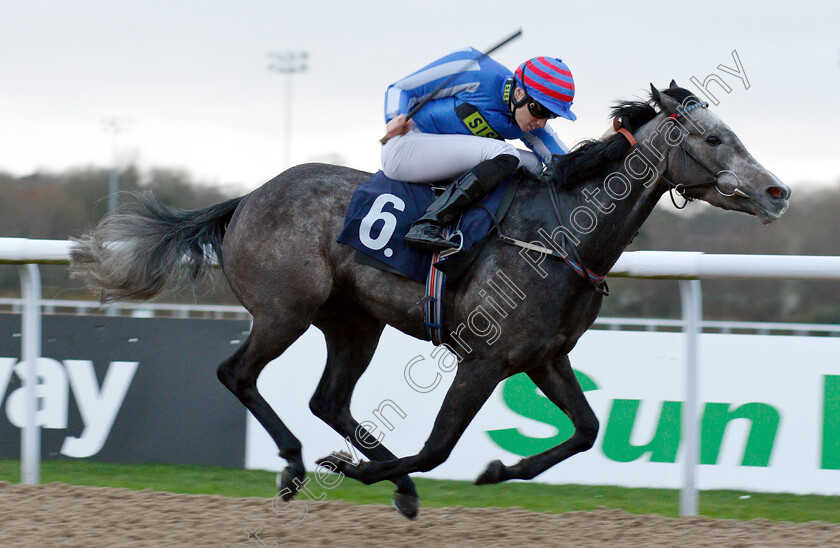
[3,238,840,516]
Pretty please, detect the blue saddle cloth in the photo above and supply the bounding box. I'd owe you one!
[337,171,509,283]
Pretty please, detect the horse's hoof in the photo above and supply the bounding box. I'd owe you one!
[278,463,306,500]
[393,491,420,520]
[315,452,348,474]
[475,459,506,485]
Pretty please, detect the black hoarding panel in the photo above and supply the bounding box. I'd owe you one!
[0,314,250,467]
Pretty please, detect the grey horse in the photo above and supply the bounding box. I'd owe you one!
[70,82,790,519]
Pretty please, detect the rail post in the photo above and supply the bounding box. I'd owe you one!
[18,263,42,485]
[679,279,702,515]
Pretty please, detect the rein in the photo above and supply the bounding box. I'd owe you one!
[545,181,610,295]
[495,174,610,296]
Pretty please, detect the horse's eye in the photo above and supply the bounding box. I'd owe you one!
[705,135,722,146]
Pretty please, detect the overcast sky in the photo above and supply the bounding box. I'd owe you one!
[2,0,838,192]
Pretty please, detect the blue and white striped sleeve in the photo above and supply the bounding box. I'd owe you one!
[384,49,482,122]
[519,125,570,165]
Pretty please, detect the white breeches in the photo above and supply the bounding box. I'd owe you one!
[381,130,543,183]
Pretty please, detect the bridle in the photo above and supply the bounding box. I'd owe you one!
[652,102,750,209]
[494,101,748,297]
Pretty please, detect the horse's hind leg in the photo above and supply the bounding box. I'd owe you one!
[317,359,502,485]
[475,354,599,484]
[310,308,419,519]
[216,318,310,499]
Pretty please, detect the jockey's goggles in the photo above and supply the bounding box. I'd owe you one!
[526,97,557,120]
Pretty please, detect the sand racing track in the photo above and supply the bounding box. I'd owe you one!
[2,482,840,547]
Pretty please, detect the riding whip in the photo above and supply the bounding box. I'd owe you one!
[379,28,523,144]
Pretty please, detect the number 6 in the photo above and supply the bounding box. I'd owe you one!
[359,194,405,251]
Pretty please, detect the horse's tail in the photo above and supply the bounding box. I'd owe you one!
[70,191,245,302]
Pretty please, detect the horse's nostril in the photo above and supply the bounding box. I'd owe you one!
[767,186,785,199]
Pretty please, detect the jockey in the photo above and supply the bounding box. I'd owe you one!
[382,47,577,252]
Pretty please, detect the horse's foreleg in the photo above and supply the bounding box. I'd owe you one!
[318,362,500,485]
[475,355,599,484]
[310,312,419,519]
[216,320,309,499]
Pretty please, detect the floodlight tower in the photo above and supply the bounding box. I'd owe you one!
[100,116,131,317]
[267,50,308,170]
[101,117,132,216]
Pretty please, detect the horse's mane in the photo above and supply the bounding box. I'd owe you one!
[536,85,697,188]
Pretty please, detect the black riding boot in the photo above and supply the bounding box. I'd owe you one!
[404,154,519,252]
[404,171,490,252]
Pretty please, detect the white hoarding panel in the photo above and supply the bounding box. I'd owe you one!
[246,327,840,495]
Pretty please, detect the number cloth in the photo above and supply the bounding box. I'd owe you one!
[337,171,511,282]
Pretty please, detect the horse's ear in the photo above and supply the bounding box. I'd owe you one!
[650,83,661,103]
[650,83,681,115]
[669,79,679,89]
